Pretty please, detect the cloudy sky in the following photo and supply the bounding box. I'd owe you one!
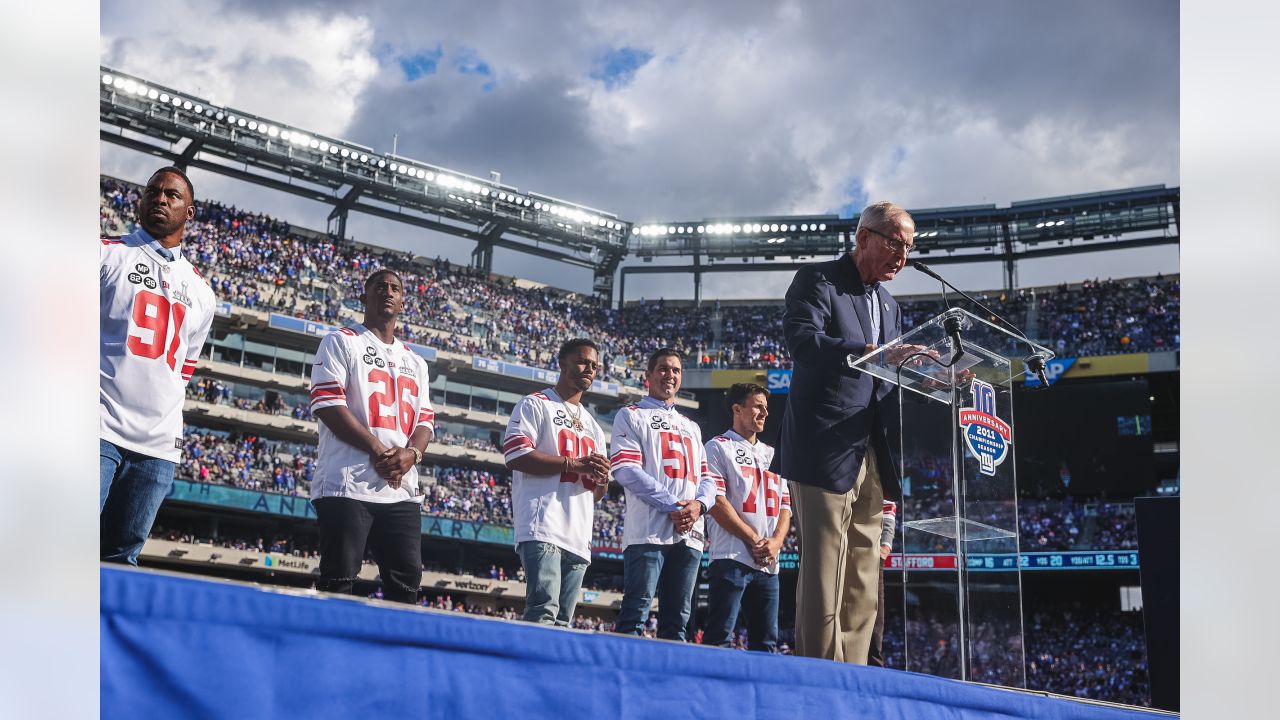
[100,0,1179,300]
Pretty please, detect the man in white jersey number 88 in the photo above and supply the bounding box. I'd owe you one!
[309,269,435,604]
[100,166,216,565]
[611,348,718,640]
[503,338,610,625]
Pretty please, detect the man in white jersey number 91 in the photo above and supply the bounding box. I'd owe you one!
[100,166,216,565]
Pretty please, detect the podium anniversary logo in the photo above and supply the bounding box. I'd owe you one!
[958,380,1012,477]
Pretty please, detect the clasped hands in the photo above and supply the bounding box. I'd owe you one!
[668,499,703,534]
[749,535,783,567]
[371,443,418,489]
[567,453,612,489]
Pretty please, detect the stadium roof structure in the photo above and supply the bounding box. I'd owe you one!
[99,67,631,297]
[100,66,1178,306]
[625,184,1179,302]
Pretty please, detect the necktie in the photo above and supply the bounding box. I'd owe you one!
[157,246,174,261]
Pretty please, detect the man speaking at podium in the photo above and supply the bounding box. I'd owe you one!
[780,201,913,664]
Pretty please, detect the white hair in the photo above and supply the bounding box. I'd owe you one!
[855,200,913,235]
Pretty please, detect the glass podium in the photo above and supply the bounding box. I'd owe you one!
[848,307,1054,687]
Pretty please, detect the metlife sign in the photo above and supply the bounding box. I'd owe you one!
[766,369,792,394]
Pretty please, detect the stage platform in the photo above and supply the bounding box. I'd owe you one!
[101,566,1167,719]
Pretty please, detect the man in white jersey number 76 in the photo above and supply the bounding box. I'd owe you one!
[309,269,435,604]
[703,382,792,652]
[611,348,718,640]
[100,166,216,565]
[503,338,611,625]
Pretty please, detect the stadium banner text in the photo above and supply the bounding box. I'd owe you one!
[267,313,439,362]
[472,356,620,396]
[1015,351,1175,385]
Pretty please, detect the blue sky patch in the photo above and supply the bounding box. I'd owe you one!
[590,46,654,90]
[453,48,493,76]
[398,45,443,81]
[835,177,870,218]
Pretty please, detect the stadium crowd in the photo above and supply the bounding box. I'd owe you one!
[880,602,1149,706]
[173,417,1137,552]
[102,177,1179,389]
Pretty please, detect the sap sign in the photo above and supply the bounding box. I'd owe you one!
[766,369,792,394]
[1023,357,1076,387]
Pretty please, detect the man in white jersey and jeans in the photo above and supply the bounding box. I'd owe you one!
[309,269,435,604]
[101,166,216,565]
[611,348,718,640]
[703,383,792,652]
[503,338,611,625]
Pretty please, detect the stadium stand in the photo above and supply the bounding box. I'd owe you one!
[103,174,1166,707]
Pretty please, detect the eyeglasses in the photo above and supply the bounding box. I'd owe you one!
[863,226,916,256]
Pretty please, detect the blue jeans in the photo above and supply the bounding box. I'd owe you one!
[615,541,702,641]
[100,439,176,565]
[517,541,589,626]
[703,558,780,651]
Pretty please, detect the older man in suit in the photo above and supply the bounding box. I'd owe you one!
[780,200,919,664]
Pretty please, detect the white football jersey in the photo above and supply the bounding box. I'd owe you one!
[309,324,436,503]
[610,396,715,551]
[704,430,792,574]
[503,388,608,561]
[100,229,216,462]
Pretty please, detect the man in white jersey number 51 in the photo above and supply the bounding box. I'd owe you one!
[100,166,216,565]
[309,269,435,604]
[611,348,718,641]
[503,338,610,625]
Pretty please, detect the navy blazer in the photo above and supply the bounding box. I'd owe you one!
[779,254,902,496]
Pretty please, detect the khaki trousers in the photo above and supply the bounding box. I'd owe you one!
[792,446,884,664]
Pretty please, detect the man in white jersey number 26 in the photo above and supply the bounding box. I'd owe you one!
[100,166,216,565]
[611,349,718,640]
[309,269,435,604]
[502,338,610,625]
[704,382,792,652]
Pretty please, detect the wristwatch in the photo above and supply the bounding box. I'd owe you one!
[696,500,707,515]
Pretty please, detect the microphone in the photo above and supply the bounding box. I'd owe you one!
[912,261,1054,388]
[942,314,964,364]
[911,260,945,283]
[1024,352,1052,387]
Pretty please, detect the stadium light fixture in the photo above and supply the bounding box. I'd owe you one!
[102,73,113,85]
[247,121,257,130]
[377,159,386,168]
[329,146,339,154]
